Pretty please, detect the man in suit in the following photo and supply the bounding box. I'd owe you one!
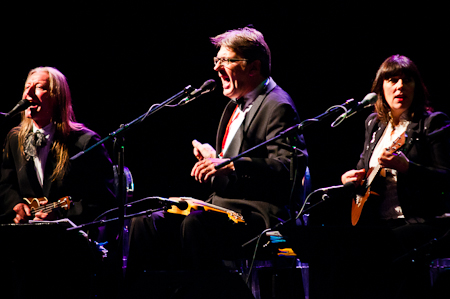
[0,67,116,299]
[128,27,307,274]
[191,26,307,231]
[0,66,116,226]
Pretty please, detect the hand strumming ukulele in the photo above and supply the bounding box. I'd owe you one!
[351,132,406,226]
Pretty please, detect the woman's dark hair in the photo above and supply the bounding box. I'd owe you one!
[371,54,431,122]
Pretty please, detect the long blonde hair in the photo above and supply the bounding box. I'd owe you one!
[17,67,85,181]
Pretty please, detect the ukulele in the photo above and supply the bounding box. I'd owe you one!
[166,197,245,223]
[24,196,72,217]
[351,132,406,226]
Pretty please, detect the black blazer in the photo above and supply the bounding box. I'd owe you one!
[210,78,308,227]
[356,111,450,220]
[0,127,116,225]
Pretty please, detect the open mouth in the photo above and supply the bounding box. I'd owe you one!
[219,71,230,82]
[28,102,41,110]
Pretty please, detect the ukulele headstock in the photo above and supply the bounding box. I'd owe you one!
[57,196,72,210]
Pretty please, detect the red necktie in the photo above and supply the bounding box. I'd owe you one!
[219,106,240,158]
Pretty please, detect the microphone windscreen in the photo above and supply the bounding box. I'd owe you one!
[200,79,216,92]
[362,92,377,105]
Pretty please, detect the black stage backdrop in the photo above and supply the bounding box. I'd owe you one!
[2,2,449,225]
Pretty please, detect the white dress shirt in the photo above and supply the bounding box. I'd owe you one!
[32,122,55,187]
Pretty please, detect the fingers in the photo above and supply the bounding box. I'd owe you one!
[192,140,203,160]
[192,139,202,148]
[13,203,32,223]
[191,159,214,183]
[378,151,409,173]
[34,211,49,221]
[191,158,235,183]
[192,140,216,160]
[191,159,219,183]
[341,169,365,185]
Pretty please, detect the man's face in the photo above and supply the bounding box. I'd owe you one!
[23,71,55,127]
[214,46,254,99]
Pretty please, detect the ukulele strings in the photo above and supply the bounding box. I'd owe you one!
[31,202,60,215]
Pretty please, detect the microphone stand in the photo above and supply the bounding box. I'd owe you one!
[69,85,194,290]
[66,207,168,232]
[215,98,355,170]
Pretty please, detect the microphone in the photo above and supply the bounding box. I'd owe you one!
[178,79,216,106]
[332,92,377,126]
[2,99,33,118]
[317,182,356,196]
[157,197,189,210]
[343,92,377,119]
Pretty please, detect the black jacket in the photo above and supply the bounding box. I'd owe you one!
[210,78,308,227]
[356,111,450,221]
[0,127,116,225]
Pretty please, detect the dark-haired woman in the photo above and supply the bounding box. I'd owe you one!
[341,55,450,298]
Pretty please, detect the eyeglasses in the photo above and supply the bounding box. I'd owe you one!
[213,57,248,66]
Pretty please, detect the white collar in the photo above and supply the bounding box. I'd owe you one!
[33,122,55,139]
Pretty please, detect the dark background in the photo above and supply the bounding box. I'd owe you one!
[2,2,449,221]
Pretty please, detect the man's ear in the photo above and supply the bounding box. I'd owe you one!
[247,60,261,76]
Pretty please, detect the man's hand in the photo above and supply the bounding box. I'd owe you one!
[33,198,56,221]
[13,203,32,224]
[192,139,216,160]
[191,158,234,183]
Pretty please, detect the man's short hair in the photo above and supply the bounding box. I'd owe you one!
[211,27,271,77]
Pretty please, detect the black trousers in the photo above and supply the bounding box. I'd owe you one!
[127,209,267,273]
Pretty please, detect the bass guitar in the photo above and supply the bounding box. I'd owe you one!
[165,197,245,223]
[351,132,406,226]
[24,196,72,217]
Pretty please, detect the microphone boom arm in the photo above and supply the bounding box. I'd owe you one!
[215,99,354,170]
[70,85,193,161]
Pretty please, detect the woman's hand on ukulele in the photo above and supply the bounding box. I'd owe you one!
[341,169,366,185]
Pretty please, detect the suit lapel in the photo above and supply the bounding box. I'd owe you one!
[243,79,277,132]
[223,79,278,158]
[403,118,420,155]
[216,78,277,159]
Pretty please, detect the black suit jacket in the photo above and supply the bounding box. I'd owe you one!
[210,78,308,227]
[0,127,116,225]
[356,111,450,220]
